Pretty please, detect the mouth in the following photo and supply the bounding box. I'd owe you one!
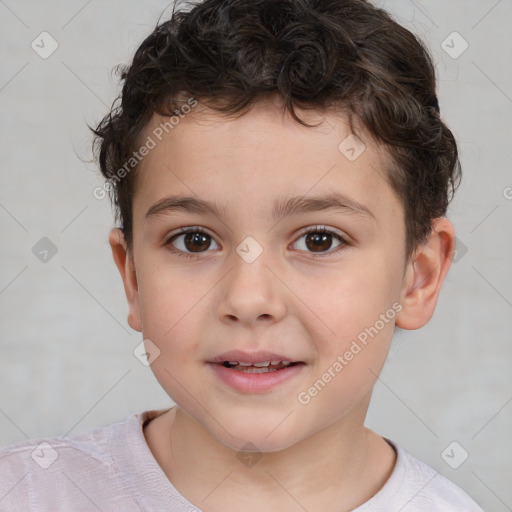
[207,351,306,393]
[219,360,301,373]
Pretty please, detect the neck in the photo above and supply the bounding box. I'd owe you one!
[144,399,397,512]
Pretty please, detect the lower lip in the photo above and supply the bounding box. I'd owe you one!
[207,363,305,393]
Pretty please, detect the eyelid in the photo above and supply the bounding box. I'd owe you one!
[296,224,347,238]
[166,225,213,241]
[291,225,349,256]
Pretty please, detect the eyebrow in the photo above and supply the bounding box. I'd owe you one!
[145,192,375,223]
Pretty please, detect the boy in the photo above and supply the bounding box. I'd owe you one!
[0,0,485,510]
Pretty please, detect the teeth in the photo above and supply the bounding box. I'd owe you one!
[222,360,296,368]
[238,367,278,373]
[226,360,290,366]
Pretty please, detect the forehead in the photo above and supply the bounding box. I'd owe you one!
[132,99,399,224]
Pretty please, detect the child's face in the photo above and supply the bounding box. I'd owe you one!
[115,98,416,451]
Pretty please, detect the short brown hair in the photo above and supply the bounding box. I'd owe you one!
[91,0,461,256]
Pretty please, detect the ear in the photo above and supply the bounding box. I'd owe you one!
[395,218,456,330]
[108,228,142,332]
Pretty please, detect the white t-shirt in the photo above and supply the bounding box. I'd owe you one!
[0,408,484,511]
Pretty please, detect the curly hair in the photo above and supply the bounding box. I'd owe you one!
[90,0,461,257]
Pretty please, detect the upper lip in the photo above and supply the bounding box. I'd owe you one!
[208,350,303,364]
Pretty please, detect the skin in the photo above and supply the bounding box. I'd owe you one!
[109,96,455,511]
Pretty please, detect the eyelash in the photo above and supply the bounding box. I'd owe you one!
[165,225,349,260]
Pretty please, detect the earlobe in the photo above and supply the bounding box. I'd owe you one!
[395,218,456,330]
[108,228,142,332]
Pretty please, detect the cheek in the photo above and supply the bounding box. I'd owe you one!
[136,263,205,361]
[296,256,400,390]
[302,260,398,333]
[142,304,204,407]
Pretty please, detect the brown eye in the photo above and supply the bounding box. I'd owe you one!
[307,232,334,252]
[293,227,346,256]
[167,228,220,256]
[182,232,211,252]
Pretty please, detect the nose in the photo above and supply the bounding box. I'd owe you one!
[215,248,287,327]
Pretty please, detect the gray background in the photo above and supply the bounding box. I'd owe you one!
[1,1,511,510]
